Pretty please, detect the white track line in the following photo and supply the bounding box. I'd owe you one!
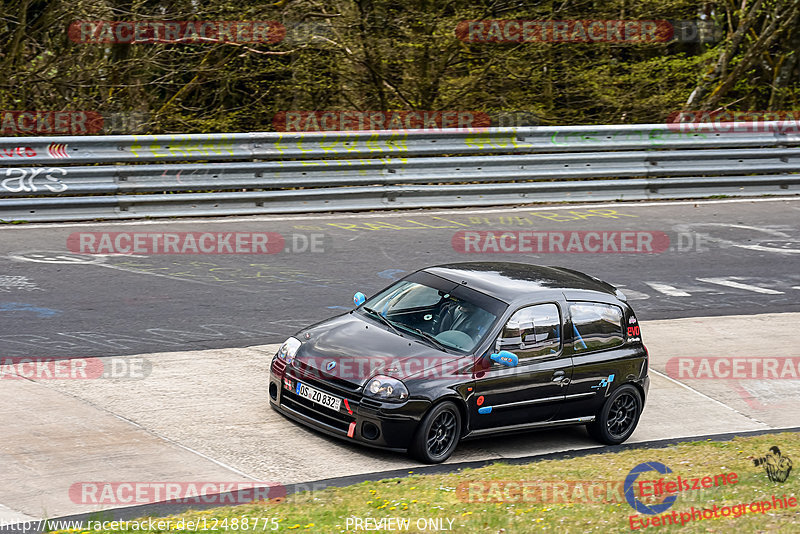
[3,197,799,230]
[696,277,784,295]
[644,282,691,297]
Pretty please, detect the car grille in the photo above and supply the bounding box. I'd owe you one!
[291,360,363,395]
[280,375,361,433]
[280,391,354,433]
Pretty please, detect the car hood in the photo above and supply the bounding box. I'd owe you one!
[291,313,473,387]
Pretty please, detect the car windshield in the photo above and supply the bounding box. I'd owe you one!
[360,279,499,352]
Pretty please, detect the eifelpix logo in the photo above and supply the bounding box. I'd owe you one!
[753,446,793,483]
[625,462,678,515]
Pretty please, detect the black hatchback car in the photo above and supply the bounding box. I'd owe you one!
[269,262,649,463]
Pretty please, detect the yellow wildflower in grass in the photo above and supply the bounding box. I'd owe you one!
[288,524,301,529]
[304,523,314,529]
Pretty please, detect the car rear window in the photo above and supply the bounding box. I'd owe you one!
[569,302,624,353]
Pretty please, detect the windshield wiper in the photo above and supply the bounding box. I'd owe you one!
[396,324,450,352]
[362,307,403,337]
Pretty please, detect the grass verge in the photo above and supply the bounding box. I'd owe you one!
[48,432,799,533]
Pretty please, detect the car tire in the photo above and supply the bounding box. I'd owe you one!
[409,401,462,464]
[587,384,642,445]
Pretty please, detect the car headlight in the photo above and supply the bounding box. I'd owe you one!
[364,375,409,402]
[276,337,301,365]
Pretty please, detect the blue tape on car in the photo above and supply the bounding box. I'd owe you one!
[478,406,493,414]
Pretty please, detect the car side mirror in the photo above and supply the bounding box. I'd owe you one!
[490,350,518,367]
[353,292,366,307]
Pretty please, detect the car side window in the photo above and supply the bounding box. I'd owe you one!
[569,302,624,353]
[498,303,561,359]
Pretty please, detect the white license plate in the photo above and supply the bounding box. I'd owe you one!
[295,381,342,412]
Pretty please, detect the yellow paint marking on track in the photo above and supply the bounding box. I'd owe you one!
[321,210,638,233]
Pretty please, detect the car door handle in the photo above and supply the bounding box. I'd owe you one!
[552,371,570,386]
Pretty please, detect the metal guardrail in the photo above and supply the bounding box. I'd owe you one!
[1,124,799,222]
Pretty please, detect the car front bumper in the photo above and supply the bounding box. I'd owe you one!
[269,359,428,452]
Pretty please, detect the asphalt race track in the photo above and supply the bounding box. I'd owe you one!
[2,312,800,523]
[1,198,800,359]
[1,197,800,524]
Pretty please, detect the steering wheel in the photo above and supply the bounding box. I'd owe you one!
[433,300,458,332]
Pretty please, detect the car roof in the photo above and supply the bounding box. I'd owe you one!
[422,262,620,305]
